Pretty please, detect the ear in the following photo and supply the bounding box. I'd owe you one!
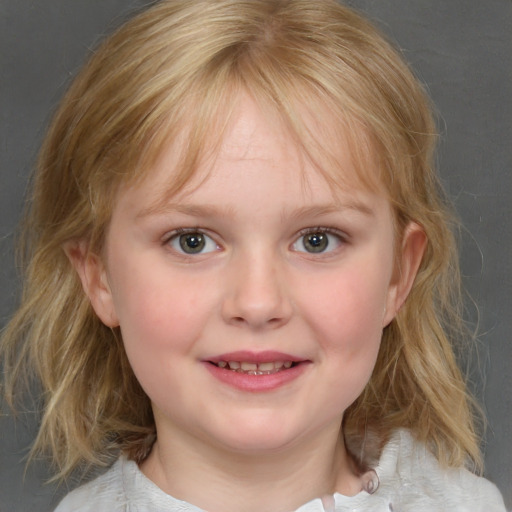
[64,241,119,327]
[383,222,427,326]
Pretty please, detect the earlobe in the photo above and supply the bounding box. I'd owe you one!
[383,222,427,326]
[64,241,119,327]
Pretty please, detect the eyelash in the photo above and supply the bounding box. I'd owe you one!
[297,226,348,240]
[162,226,349,256]
[293,226,348,254]
[163,228,220,256]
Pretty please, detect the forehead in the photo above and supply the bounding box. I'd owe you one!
[126,91,384,214]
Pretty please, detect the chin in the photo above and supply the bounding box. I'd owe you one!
[207,417,308,455]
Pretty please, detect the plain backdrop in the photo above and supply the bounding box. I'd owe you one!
[1,1,511,510]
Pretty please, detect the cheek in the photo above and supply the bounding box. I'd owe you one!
[109,266,216,359]
[301,267,388,410]
[295,260,389,360]
[109,270,218,408]
[306,269,388,321]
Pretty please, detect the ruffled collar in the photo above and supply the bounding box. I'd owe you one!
[119,433,406,511]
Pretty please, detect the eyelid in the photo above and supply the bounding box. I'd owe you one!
[162,226,212,241]
[163,227,221,256]
[162,226,196,240]
[292,226,349,254]
[296,226,349,240]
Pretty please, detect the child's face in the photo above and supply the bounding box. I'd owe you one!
[82,94,421,456]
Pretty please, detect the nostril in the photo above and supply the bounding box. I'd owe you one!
[229,315,287,328]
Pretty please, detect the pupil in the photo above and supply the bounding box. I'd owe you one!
[304,232,328,253]
[179,233,205,253]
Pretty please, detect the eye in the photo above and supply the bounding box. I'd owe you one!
[292,229,344,254]
[168,230,219,255]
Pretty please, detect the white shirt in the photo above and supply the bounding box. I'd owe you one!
[54,430,506,511]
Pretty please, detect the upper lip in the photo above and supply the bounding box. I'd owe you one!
[205,350,306,364]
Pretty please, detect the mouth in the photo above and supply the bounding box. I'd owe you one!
[205,351,307,376]
[209,360,296,375]
[204,351,309,391]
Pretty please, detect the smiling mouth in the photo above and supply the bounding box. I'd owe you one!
[210,360,296,375]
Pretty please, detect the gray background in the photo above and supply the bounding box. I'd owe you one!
[0,1,510,510]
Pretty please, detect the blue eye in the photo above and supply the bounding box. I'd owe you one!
[293,230,343,254]
[169,231,218,255]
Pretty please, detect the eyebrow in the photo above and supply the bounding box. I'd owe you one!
[137,203,236,220]
[137,201,374,221]
[287,202,375,221]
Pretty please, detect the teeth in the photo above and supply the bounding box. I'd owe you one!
[240,362,258,371]
[216,360,295,374]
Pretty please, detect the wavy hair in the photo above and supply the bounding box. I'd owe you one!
[1,0,481,480]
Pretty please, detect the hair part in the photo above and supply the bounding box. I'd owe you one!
[1,0,482,481]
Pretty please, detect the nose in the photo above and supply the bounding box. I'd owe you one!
[221,251,293,330]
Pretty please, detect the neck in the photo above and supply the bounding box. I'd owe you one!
[140,422,362,512]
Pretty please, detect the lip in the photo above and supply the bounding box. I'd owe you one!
[206,350,304,364]
[203,351,310,393]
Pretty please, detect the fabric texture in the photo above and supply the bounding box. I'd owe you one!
[54,430,506,512]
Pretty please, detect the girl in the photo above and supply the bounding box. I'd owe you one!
[1,0,506,510]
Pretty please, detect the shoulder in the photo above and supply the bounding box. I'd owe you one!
[53,457,127,512]
[374,429,506,512]
[53,455,200,512]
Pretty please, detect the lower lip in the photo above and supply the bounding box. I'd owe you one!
[203,362,309,392]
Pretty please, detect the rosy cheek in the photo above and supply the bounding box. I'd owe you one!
[298,272,384,341]
[116,273,212,349]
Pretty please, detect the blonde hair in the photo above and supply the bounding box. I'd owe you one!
[1,0,481,480]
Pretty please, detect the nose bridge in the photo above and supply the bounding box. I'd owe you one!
[222,245,292,329]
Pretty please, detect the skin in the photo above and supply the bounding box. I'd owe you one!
[70,93,426,512]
